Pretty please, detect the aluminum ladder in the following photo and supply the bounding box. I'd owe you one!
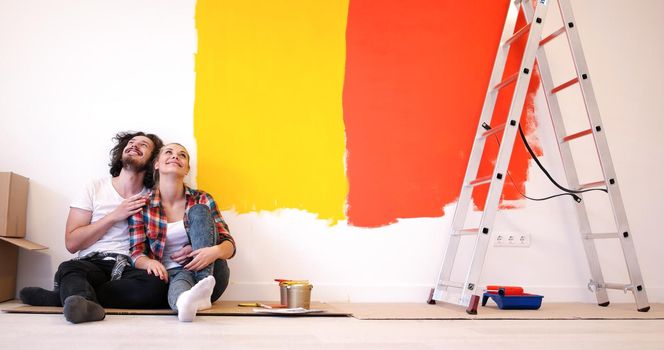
[429,0,650,314]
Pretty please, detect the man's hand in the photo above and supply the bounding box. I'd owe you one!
[146,259,169,282]
[108,194,146,222]
[184,247,219,272]
[170,245,193,265]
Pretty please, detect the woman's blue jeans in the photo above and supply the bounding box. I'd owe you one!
[166,204,230,310]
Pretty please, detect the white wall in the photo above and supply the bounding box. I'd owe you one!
[1,0,662,305]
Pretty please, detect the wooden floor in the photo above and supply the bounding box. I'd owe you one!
[2,304,664,349]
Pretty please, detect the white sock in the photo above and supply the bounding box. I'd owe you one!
[176,276,216,322]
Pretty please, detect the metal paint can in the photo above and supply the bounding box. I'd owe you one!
[279,282,288,305]
[286,283,313,309]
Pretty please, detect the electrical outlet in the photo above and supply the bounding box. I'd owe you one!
[493,233,506,246]
[493,233,530,247]
[508,234,516,245]
[517,233,531,247]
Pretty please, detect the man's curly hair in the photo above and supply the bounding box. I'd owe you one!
[108,131,163,188]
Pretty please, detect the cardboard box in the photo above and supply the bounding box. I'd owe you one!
[0,172,29,237]
[0,237,47,302]
[0,172,48,302]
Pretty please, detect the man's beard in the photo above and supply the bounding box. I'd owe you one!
[122,155,149,172]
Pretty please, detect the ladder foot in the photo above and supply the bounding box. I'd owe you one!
[465,295,480,315]
[598,301,610,307]
[427,288,436,304]
[638,306,650,313]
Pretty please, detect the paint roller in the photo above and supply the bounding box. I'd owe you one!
[485,285,524,295]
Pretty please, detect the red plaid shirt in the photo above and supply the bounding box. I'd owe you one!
[128,186,235,264]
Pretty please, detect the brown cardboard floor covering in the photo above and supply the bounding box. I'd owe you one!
[1,300,349,317]
[329,302,664,320]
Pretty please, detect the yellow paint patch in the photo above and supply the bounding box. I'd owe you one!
[194,0,349,222]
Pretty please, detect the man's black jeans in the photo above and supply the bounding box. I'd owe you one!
[57,257,169,308]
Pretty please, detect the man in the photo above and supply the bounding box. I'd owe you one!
[20,131,168,324]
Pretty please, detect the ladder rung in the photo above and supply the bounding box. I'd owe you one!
[452,228,479,237]
[494,72,518,91]
[504,23,531,47]
[584,233,619,240]
[539,26,565,46]
[467,175,492,188]
[479,122,505,139]
[577,180,606,190]
[604,283,634,291]
[551,77,579,94]
[440,280,465,289]
[561,128,592,143]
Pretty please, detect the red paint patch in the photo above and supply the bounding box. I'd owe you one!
[343,0,540,227]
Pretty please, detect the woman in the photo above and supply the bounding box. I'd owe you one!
[128,143,235,322]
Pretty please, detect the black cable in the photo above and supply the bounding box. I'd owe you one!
[517,123,607,195]
[505,170,582,202]
[481,121,608,203]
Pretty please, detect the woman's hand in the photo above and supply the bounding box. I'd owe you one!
[184,241,234,271]
[184,246,220,272]
[146,259,169,282]
[170,245,193,265]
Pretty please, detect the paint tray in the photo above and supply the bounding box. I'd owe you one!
[481,291,543,310]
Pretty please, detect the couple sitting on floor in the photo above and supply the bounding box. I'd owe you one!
[20,131,235,323]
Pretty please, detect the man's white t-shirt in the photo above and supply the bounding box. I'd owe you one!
[70,177,147,258]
